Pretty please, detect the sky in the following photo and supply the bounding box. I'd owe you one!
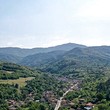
[0,0,110,48]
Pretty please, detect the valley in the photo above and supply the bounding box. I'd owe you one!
[0,43,110,110]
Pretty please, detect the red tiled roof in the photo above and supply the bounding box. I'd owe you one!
[85,102,94,107]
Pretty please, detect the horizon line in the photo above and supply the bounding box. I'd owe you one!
[0,42,110,49]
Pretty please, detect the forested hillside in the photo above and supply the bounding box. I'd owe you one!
[20,50,66,67]
[0,62,39,79]
[0,53,21,63]
[40,46,110,77]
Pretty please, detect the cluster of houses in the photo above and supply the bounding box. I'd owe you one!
[60,98,94,110]
[7,91,58,110]
[7,98,94,110]
[43,91,58,106]
[7,99,24,110]
[7,93,34,110]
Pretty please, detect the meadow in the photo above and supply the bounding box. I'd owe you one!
[0,77,34,87]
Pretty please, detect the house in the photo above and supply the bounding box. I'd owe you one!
[61,99,68,106]
[84,102,94,110]
[18,101,25,107]
[8,100,16,105]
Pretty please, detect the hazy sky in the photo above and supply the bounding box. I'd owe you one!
[0,0,110,48]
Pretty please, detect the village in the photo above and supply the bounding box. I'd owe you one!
[6,77,95,110]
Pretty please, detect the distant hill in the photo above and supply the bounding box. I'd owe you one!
[0,53,21,63]
[0,43,86,57]
[41,43,86,52]
[39,46,110,76]
[63,46,110,61]
[20,50,66,67]
[20,46,110,69]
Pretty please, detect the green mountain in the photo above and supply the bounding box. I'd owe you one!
[0,43,86,63]
[20,50,66,67]
[39,46,110,77]
[0,53,21,63]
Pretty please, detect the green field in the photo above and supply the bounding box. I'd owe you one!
[0,77,34,87]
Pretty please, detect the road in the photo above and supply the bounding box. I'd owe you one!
[54,83,78,110]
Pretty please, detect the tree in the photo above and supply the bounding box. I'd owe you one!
[39,104,46,110]
[96,93,104,101]
[98,104,108,110]
[15,83,19,88]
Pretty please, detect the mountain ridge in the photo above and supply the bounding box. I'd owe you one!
[0,43,86,57]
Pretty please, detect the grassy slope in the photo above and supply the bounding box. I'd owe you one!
[0,77,34,87]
